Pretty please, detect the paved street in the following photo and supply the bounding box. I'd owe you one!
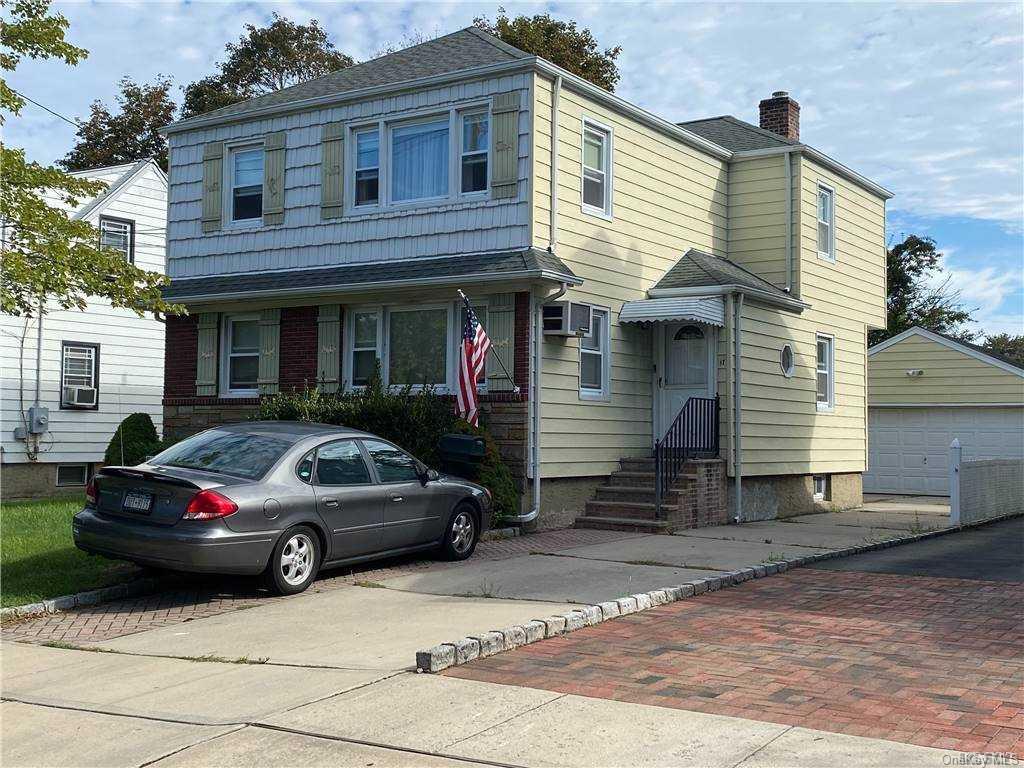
[4,498,1012,768]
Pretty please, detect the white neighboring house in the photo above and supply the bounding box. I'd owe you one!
[1,159,167,499]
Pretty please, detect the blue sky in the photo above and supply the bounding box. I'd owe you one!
[9,1,1023,337]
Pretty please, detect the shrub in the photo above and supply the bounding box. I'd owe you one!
[256,375,520,524]
[104,413,162,467]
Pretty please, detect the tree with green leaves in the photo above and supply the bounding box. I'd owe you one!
[868,235,976,347]
[182,13,354,118]
[59,76,176,172]
[474,9,622,92]
[0,0,181,319]
[983,333,1024,367]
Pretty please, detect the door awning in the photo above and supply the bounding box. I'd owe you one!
[619,296,725,326]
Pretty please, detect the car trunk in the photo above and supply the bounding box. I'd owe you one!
[95,466,240,526]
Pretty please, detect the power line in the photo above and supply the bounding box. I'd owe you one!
[11,88,81,128]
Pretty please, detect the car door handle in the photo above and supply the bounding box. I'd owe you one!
[322,497,339,508]
[390,495,404,503]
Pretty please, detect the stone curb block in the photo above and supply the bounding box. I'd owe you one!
[414,512,1021,672]
[0,575,167,621]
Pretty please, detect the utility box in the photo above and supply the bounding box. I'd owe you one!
[28,406,49,435]
[438,434,485,479]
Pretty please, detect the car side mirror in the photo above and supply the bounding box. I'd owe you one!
[420,467,439,485]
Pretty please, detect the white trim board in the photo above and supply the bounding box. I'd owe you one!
[868,326,1024,379]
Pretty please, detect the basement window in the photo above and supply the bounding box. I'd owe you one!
[813,474,830,501]
[56,463,91,487]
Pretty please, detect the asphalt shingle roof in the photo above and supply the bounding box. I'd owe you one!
[653,249,791,298]
[162,248,577,301]
[678,115,798,152]
[179,27,530,124]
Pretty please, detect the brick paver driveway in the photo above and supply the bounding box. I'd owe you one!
[448,517,1024,757]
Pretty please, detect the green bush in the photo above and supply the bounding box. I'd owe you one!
[104,413,162,467]
[256,375,519,525]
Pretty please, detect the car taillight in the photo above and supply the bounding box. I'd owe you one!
[85,479,97,507]
[183,490,238,520]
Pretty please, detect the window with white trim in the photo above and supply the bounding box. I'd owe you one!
[57,464,91,487]
[346,304,454,392]
[230,146,263,222]
[390,118,450,203]
[99,216,134,262]
[460,111,489,194]
[780,344,795,377]
[581,120,612,217]
[61,342,99,409]
[222,314,260,395]
[815,334,834,411]
[350,309,380,387]
[813,474,829,500]
[817,184,834,261]
[353,128,380,207]
[580,308,610,399]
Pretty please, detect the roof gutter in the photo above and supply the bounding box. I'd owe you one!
[733,145,894,200]
[647,284,810,312]
[165,268,582,305]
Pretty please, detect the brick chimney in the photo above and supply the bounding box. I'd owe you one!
[759,91,800,141]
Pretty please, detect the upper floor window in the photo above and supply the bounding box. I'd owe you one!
[816,333,834,411]
[99,216,134,263]
[817,184,834,261]
[221,314,260,395]
[354,129,380,207]
[231,146,263,222]
[460,112,489,193]
[391,119,449,203]
[581,120,612,218]
[580,307,611,400]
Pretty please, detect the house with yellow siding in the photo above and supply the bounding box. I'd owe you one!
[159,28,891,534]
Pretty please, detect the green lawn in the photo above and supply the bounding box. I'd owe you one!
[1,497,138,608]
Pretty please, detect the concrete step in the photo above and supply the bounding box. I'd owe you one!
[609,470,696,488]
[619,457,655,473]
[583,499,678,520]
[573,516,673,534]
[594,485,687,505]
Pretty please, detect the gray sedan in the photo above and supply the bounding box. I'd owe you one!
[73,422,491,594]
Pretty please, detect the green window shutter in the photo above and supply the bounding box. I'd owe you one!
[317,305,341,392]
[201,142,224,233]
[262,132,287,226]
[486,293,515,391]
[196,313,219,396]
[490,93,520,200]
[321,123,344,220]
[257,308,281,395]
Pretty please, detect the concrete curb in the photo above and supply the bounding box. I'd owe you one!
[414,510,1023,673]
[481,527,519,542]
[0,577,161,622]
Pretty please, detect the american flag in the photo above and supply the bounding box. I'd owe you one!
[456,292,491,427]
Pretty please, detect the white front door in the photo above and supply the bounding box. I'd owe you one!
[656,323,716,440]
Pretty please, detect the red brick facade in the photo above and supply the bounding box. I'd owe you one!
[513,291,531,398]
[279,305,320,392]
[758,91,800,141]
[164,315,198,399]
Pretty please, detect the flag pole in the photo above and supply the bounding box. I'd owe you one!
[458,289,521,395]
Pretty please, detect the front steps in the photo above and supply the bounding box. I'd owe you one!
[574,456,727,533]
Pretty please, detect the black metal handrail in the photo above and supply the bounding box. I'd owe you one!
[654,395,720,519]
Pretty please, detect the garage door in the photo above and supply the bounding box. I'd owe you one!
[864,406,1024,495]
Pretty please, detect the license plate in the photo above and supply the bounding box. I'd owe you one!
[122,491,153,514]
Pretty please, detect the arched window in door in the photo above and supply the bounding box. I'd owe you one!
[664,325,707,386]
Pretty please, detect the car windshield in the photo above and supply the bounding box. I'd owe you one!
[151,430,292,480]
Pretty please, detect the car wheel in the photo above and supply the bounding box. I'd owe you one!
[266,525,321,595]
[440,503,479,561]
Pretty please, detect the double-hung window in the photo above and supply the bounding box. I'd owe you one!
[223,314,260,395]
[230,146,263,222]
[817,184,835,261]
[460,112,489,194]
[815,333,834,411]
[350,310,380,387]
[354,129,379,207]
[580,308,610,400]
[390,118,450,203]
[61,342,99,409]
[99,216,134,262]
[581,120,612,217]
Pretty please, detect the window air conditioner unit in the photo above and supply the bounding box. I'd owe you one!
[63,386,97,408]
[542,301,592,337]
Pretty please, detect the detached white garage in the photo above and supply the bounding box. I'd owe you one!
[864,327,1024,496]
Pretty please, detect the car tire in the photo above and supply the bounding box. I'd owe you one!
[439,503,479,561]
[265,525,321,595]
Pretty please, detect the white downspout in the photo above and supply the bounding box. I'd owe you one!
[733,291,744,523]
[549,75,561,248]
[784,151,794,293]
